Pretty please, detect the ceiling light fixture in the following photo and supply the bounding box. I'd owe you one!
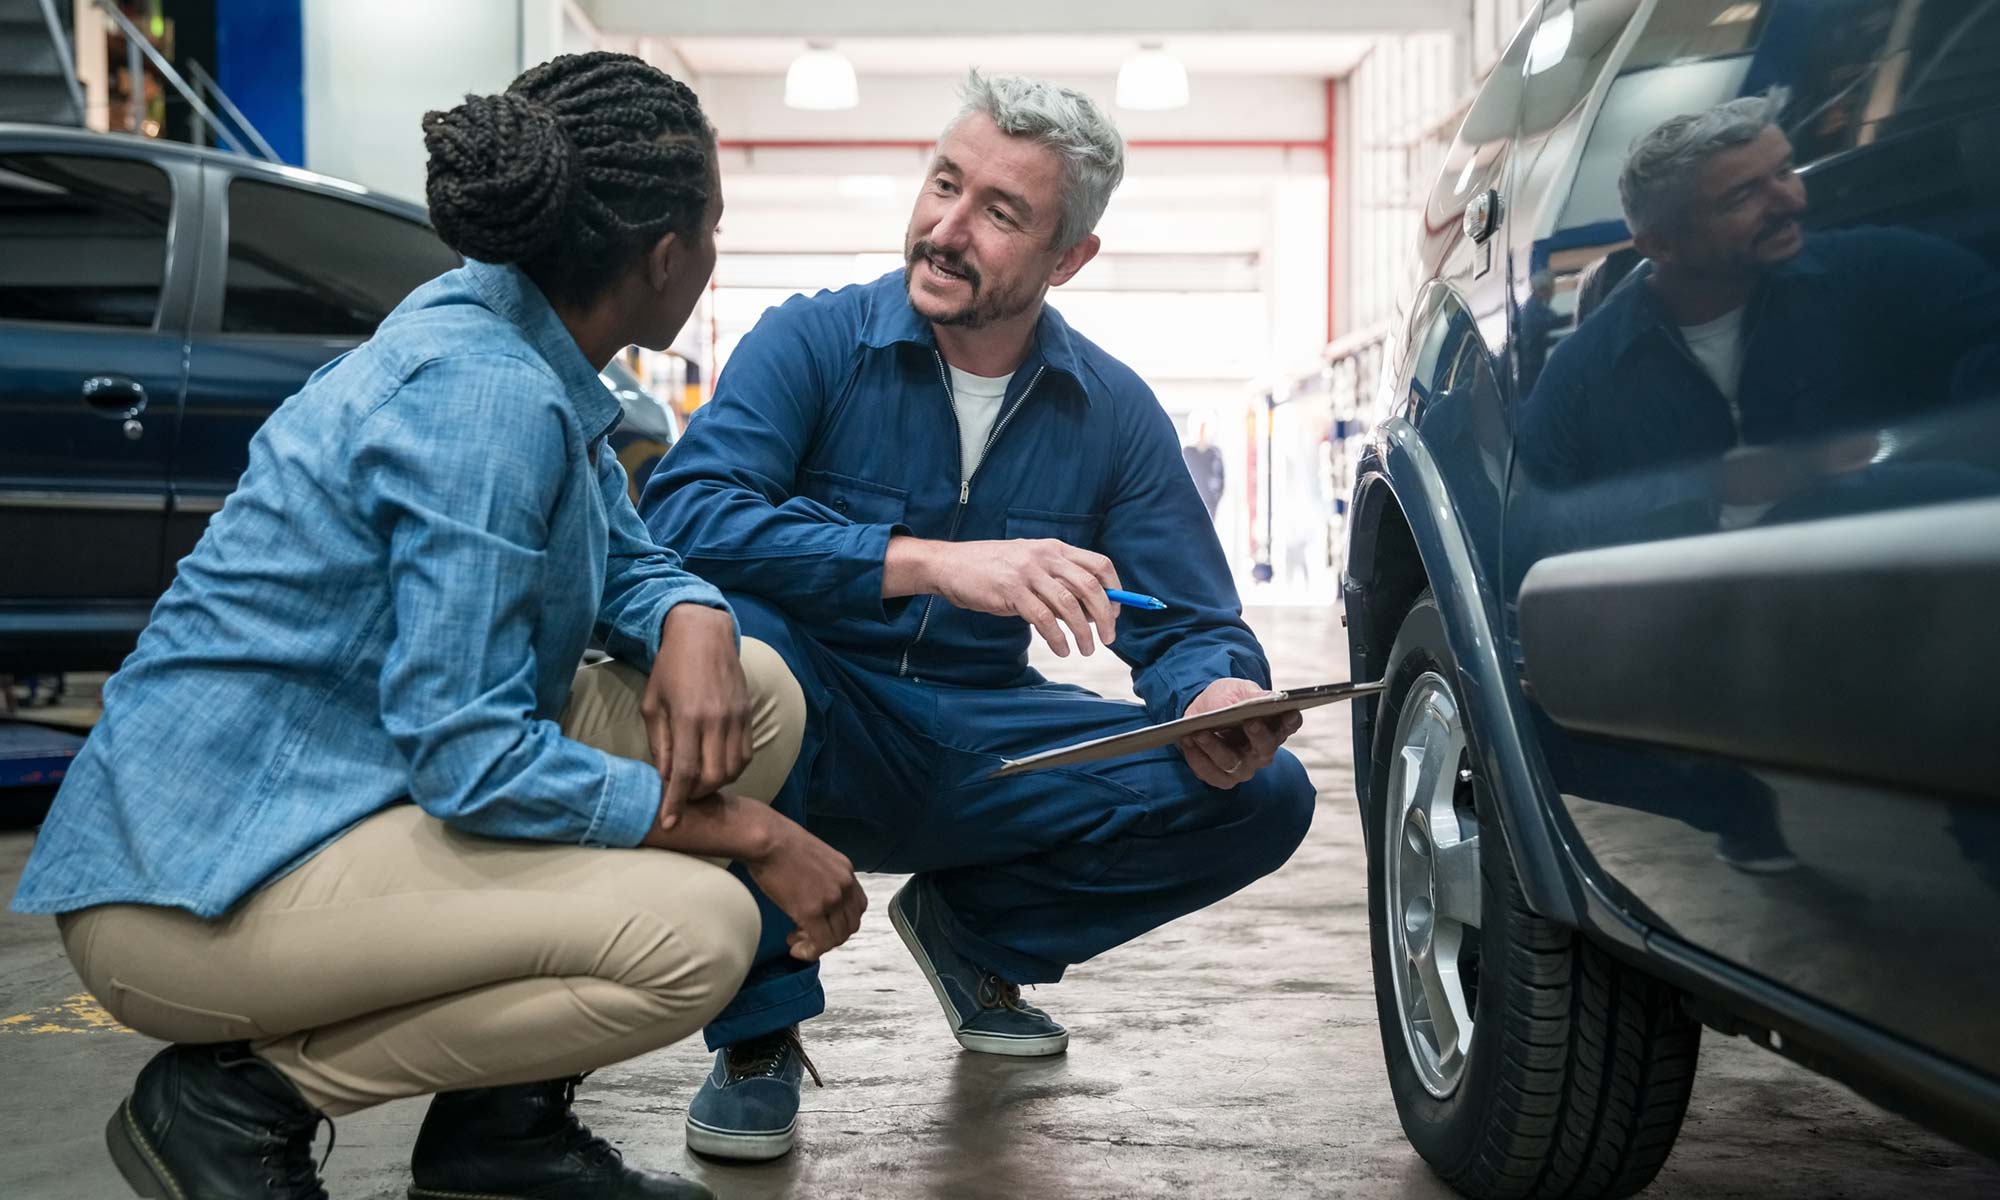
[785,42,858,110]
[1116,44,1189,111]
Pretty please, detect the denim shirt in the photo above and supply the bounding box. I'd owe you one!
[639,271,1267,724]
[10,261,728,919]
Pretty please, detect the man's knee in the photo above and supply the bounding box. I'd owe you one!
[1237,752,1317,878]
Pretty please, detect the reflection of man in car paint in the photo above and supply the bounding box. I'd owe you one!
[1513,89,2000,874]
[1519,88,2000,495]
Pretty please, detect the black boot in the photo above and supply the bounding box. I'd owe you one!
[105,1042,331,1199]
[409,1075,712,1200]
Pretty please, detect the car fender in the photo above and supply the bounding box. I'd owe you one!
[1346,424,1584,927]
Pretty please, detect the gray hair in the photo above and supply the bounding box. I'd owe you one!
[1618,87,1791,238]
[949,69,1126,248]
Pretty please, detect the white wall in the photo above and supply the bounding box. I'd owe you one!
[695,70,1332,396]
[1337,32,1459,340]
[303,0,522,202]
[697,71,1330,144]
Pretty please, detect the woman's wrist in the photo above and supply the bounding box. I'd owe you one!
[640,791,782,860]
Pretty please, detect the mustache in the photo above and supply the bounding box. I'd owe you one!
[1754,216,1801,244]
[908,241,980,288]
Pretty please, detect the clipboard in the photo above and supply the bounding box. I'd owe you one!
[990,679,1386,777]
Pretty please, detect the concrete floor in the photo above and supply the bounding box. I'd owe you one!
[3,606,1997,1199]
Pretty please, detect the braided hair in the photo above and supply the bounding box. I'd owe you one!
[422,52,714,308]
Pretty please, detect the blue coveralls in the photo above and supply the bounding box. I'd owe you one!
[639,271,1316,1048]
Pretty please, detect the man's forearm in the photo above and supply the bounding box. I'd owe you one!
[883,535,945,599]
[639,792,778,860]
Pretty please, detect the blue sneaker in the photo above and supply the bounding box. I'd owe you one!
[888,879,1069,1057]
[683,1026,820,1161]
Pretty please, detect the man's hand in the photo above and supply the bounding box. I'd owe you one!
[1178,678,1304,790]
[893,537,1124,658]
[742,812,868,962]
[644,603,752,830]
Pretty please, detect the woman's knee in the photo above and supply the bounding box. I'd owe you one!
[736,637,807,804]
[560,658,650,761]
[626,863,761,1019]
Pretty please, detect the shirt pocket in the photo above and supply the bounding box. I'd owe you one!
[965,506,1106,639]
[1004,505,1101,546]
[799,467,910,526]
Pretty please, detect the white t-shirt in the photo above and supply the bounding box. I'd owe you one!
[947,364,1014,482]
[1679,307,1746,411]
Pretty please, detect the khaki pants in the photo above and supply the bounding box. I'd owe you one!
[58,641,804,1116]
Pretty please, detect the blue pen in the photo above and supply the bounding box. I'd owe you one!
[1106,588,1168,611]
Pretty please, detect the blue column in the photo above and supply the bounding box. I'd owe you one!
[215,0,304,165]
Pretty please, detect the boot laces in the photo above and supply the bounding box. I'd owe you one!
[217,1047,332,1198]
[255,1111,334,1198]
[549,1074,623,1168]
[724,1026,823,1088]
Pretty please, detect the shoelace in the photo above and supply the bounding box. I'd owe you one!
[256,1111,334,1198]
[550,1074,623,1168]
[975,972,1030,1013]
[725,1027,824,1088]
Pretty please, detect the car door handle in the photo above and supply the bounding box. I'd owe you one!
[82,375,149,419]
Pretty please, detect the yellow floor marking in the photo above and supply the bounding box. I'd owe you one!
[0,992,134,1034]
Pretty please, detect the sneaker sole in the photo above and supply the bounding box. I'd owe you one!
[889,889,1070,1058]
[105,1102,178,1199]
[684,1114,796,1161]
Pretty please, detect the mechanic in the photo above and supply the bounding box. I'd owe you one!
[640,70,1318,1161]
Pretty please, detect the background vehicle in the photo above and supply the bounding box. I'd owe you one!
[0,124,678,674]
[1342,1,2000,1195]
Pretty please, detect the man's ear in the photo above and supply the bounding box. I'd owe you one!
[1631,228,1671,269]
[646,231,682,293]
[1047,233,1100,289]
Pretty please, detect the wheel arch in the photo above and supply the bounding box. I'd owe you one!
[1343,435,1580,926]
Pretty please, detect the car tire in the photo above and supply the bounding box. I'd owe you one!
[1367,591,1700,1199]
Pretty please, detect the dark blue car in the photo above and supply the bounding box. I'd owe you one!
[0,124,676,674]
[1343,2,1999,1195]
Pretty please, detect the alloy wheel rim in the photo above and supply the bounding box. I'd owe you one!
[1384,672,1483,1099]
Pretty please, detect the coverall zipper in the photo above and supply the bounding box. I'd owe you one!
[1661,296,1764,445]
[897,351,1048,677]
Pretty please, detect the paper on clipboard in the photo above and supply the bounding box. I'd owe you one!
[990,680,1386,777]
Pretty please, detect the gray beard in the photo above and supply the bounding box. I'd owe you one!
[923,278,1038,330]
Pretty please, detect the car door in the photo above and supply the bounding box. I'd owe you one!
[1505,0,2000,1074]
[171,166,459,567]
[0,146,197,661]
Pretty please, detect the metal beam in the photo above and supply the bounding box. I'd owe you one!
[582,0,1464,37]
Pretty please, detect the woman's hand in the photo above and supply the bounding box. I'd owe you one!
[644,603,752,829]
[741,811,867,961]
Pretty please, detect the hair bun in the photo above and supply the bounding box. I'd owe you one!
[422,91,574,265]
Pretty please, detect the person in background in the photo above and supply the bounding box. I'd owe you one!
[1182,409,1227,518]
[640,70,1316,1164]
[8,52,863,1200]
